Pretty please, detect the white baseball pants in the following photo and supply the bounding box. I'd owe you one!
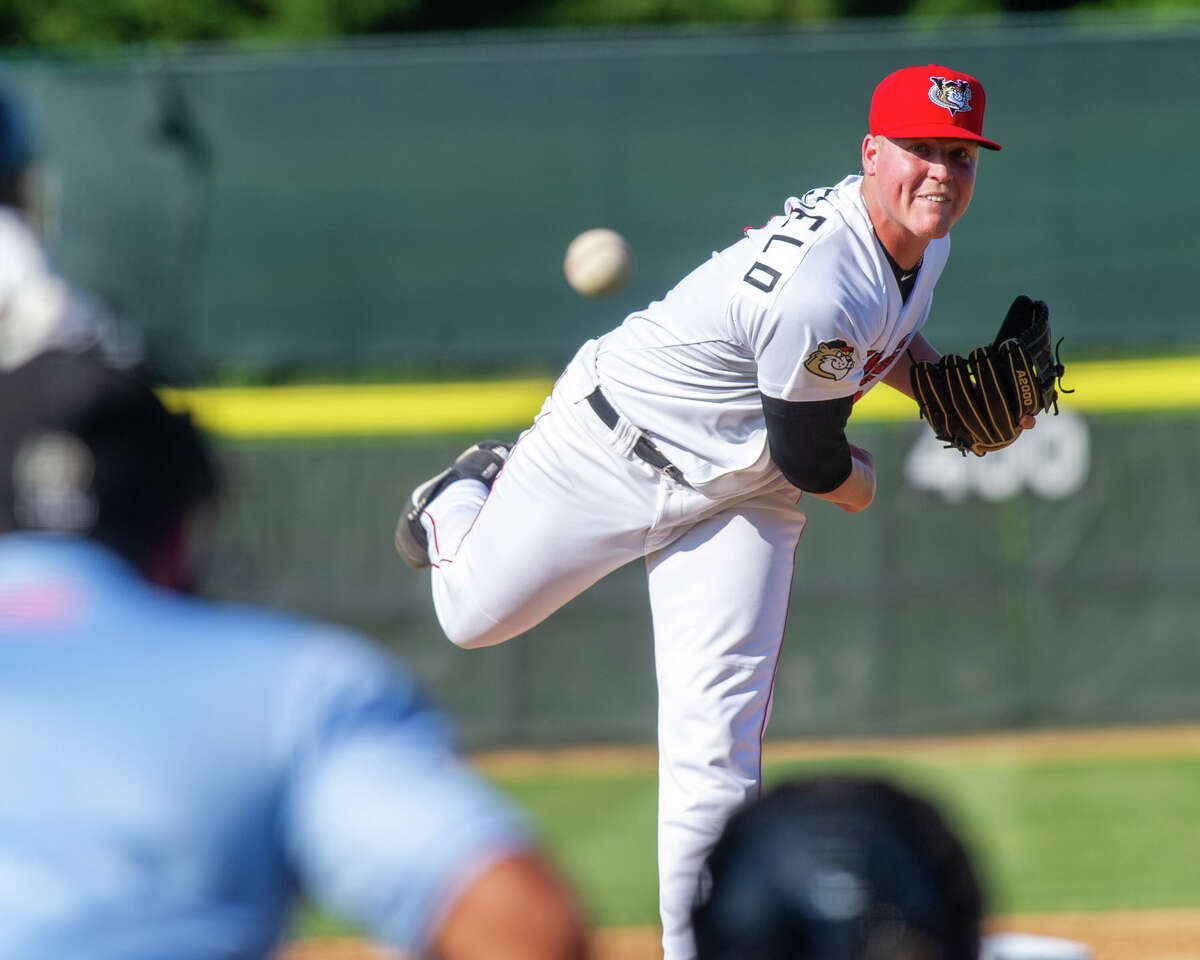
[421,350,807,960]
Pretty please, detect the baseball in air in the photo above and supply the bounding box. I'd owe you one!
[563,228,633,297]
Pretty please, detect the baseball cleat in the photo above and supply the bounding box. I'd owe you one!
[394,440,511,568]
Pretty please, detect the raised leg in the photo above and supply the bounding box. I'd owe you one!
[422,403,661,649]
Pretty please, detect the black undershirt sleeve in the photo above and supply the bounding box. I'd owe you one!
[760,393,854,494]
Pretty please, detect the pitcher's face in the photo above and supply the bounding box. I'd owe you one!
[862,135,978,258]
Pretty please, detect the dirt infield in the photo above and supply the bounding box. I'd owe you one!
[591,911,1200,960]
[277,725,1200,960]
[471,722,1200,777]
[277,909,1200,960]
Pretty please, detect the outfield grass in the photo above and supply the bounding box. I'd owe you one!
[292,744,1200,937]
[503,752,1200,926]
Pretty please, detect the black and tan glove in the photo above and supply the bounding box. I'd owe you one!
[910,295,1069,456]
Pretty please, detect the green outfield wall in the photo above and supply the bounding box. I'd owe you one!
[198,403,1200,749]
[10,12,1200,379]
[167,362,1198,748]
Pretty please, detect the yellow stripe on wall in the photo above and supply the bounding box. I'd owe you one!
[852,355,1200,421]
[159,379,556,438]
[160,356,1199,439]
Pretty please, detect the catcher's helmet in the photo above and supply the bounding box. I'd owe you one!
[692,776,984,960]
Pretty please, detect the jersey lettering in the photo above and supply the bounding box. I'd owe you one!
[763,233,805,253]
[743,262,782,293]
[795,187,835,208]
[742,207,829,294]
[788,209,827,233]
[853,336,911,400]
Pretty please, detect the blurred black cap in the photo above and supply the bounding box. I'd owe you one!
[692,776,984,960]
[0,349,217,565]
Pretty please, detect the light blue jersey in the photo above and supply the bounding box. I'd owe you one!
[0,534,529,960]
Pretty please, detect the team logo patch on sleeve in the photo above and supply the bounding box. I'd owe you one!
[928,76,972,116]
[803,340,857,381]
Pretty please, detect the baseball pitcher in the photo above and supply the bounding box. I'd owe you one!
[396,64,1063,960]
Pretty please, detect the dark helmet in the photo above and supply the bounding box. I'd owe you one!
[0,350,219,571]
[692,776,984,960]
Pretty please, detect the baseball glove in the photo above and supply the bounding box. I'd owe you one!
[910,295,1069,456]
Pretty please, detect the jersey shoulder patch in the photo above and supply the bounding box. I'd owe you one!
[803,340,857,381]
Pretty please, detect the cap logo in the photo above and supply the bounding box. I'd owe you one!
[928,76,972,116]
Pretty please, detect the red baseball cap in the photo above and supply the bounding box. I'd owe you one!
[869,64,1001,151]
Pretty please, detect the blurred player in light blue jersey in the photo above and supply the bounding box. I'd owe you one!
[0,349,589,960]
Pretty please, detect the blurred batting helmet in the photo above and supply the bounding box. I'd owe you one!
[0,350,219,572]
[692,776,984,960]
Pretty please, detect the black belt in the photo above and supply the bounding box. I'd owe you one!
[585,387,690,486]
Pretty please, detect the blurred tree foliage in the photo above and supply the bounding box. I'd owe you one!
[0,0,1183,47]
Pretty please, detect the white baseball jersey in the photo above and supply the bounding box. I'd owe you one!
[596,175,949,490]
